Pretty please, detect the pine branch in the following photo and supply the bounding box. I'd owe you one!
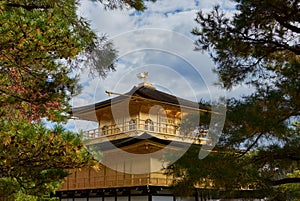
[0,88,33,104]
[5,3,53,10]
[239,34,300,55]
[237,131,262,158]
[274,14,300,34]
[272,177,300,186]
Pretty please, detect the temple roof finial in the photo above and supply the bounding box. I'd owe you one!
[137,72,155,88]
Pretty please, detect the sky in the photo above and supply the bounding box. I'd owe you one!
[66,0,250,132]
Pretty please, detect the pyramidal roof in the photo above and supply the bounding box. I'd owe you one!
[71,83,199,120]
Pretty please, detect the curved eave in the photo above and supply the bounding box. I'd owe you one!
[71,85,203,121]
[86,132,194,152]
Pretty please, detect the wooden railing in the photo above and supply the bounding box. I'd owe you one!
[62,177,174,190]
[84,128,99,138]
[82,119,210,145]
[60,168,174,191]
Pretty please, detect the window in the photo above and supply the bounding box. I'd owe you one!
[102,126,108,135]
[129,119,136,130]
[145,119,154,131]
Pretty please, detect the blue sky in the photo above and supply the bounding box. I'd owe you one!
[66,0,250,132]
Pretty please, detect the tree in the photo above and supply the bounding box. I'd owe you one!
[167,0,300,200]
[0,0,153,198]
[93,0,156,11]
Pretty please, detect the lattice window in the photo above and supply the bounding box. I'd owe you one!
[102,126,108,135]
[145,119,154,131]
[129,119,136,130]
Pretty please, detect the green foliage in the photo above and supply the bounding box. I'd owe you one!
[0,0,155,198]
[0,1,102,196]
[0,120,95,197]
[279,170,300,198]
[168,0,300,200]
[193,0,299,89]
[0,177,60,201]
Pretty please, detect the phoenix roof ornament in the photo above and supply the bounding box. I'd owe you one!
[137,72,149,83]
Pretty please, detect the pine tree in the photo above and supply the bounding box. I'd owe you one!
[168,0,300,199]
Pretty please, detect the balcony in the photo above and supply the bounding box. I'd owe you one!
[59,167,174,191]
[82,119,210,145]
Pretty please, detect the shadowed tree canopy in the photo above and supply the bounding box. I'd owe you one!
[167,0,300,200]
[0,0,154,199]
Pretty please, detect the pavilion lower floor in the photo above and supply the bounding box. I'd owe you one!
[55,186,266,201]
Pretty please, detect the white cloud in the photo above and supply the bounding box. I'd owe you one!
[75,0,237,100]
[67,0,240,131]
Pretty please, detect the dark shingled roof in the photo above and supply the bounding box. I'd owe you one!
[72,85,199,117]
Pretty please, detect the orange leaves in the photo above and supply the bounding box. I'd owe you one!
[3,136,11,146]
[0,3,4,12]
